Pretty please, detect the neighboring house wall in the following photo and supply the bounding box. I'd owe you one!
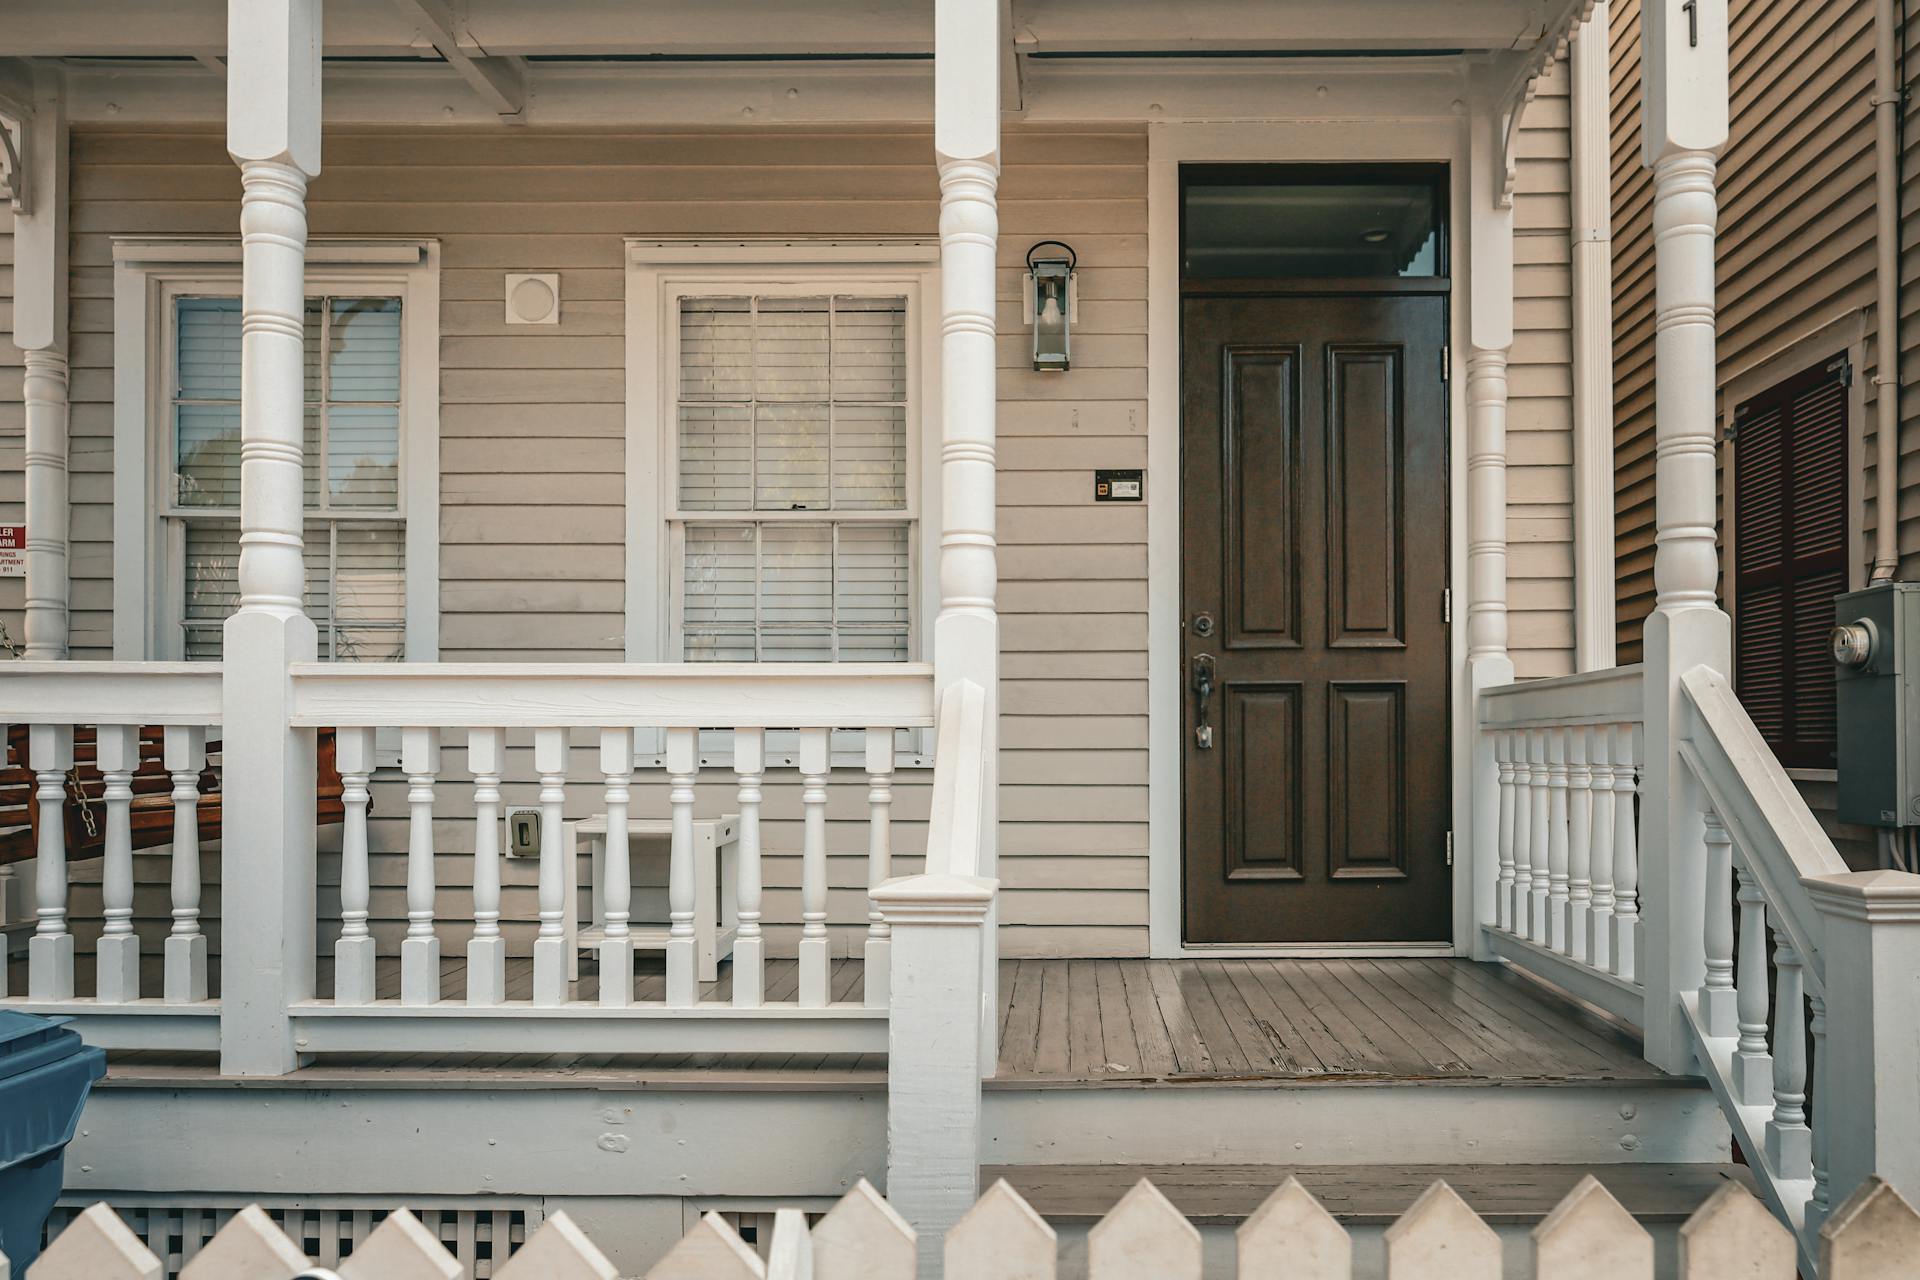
[23,115,1578,959]
[1610,0,1887,865]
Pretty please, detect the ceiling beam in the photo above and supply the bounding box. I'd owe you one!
[389,0,527,119]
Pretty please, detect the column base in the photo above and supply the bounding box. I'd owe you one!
[599,937,634,1007]
[334,935,376,1006]
[1567,904,1592,964]
[165,933,209,1004]
[732,935,764,1008]
[798,937,829,1008]
[532,935,569,1007]
[95,933,142,1003]
[665,936,697,1008]
[1731,1050,1774,1107]
[1765,1122,1812,1181]
[466,935,507,1006]
[401,935,441,1006]
[864,936,892,1009]
[29,932,74,1002]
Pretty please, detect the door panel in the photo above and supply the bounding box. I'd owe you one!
[1182,294,1449,944]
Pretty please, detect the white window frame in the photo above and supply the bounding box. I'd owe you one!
[111,238,441,662]
[624,241,941,767]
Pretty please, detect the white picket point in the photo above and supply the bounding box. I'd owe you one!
[766,1210,814,1280]
[1676,1183,1795,1279]
[1820,1177,1920,1280]
[495,1210,617,1280]
[812,1178,915,1280]
[1235,1176,1349,1280]
[177,1204,310,1279]
[1531,1175,1652,1280]
[1383,1181,1500,1280]
[33,1203,163,1280]
[645,1213,767,1280]
[946,1180,1057,1280]
[1086,1179,1201,1280]
[338,1208,462,1280]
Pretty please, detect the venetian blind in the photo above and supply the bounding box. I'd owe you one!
[173,296,405,660]
[1732,362,1849,769]
[676,294,911,662]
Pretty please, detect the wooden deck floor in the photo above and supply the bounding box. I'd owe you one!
[14,951,1661,1086]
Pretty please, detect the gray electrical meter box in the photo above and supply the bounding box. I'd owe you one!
[1832,581,1920,826]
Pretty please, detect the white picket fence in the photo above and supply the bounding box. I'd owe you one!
[17,1173,1920,1280]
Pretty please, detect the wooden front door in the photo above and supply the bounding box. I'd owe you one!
[1181,293,1450,944]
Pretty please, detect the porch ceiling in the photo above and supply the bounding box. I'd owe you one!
[5,1,1580,60]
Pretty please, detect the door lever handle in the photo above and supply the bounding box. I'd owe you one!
[1192,653,1216,749]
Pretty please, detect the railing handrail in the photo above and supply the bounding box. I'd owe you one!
[1479,662,1646,728]
[924,679,989,879]
[0,661,223,725]
[1678,665,1848,988]
[286,661,937,728]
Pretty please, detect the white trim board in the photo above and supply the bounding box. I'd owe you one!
[110,237,442,662]
[1144,119,1474,959]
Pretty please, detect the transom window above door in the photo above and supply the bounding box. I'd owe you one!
[671,292,914,663]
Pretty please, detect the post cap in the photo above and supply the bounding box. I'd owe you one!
[872,873,997,923]
[1803,870,1920,924]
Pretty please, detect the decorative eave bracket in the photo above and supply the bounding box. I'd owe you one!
[1493,0,1602,208]
[0,61,34,215]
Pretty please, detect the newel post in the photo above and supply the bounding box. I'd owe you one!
[1802,872,1920,1214]
[873,873,996,1277]
[1637,0,1732,1075]
[6,65,72,661]
[933,0,1002,1071]
[1465,84,1516,959]
[218,0,323,1075]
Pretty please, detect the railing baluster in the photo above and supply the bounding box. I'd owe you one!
[1611,722,1640,982]
[466,728,507,1006]
[334,727,377,1006]
[865,726,895,1009]
[94,724,141,1002]
[1699,809,1736,1036]
[1588,723,1615,972]
[1765,935,1812,1180]
[1546,728,1570,954]
[400,727,442,1007]
[1529,727,1551,943]
[1511,728,1533,936]
[28,723,75,1002]
[532,728,570,1007]
[1731,865,1773,1104]
[1566,727,1593,962]
[1495,729,1516,931]
[600,727,635,1008]
[665,726,699,1008]
[163,725,208,1004]
[1807,992,1830,1237]
[799,726,831,1008]
[733,728,766,1008]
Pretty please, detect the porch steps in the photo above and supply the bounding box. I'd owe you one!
[982,1162,1756,1279]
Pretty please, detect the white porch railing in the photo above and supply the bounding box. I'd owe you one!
[1479,665,1646,1029]
[1476,660,1920,1276]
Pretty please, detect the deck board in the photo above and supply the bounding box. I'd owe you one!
[9,948,1667,1088]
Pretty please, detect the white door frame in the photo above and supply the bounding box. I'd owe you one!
[1145,119,1475,958]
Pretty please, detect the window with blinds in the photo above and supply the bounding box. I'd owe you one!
[674,294,912,662]
[1732,361,1849,770]
[171,295,406,660]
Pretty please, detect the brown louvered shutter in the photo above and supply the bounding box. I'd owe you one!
[1732,361,1849,769]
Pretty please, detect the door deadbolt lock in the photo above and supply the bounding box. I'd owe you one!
[1192,612,1215,638]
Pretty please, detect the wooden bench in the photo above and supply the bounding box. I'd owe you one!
[0,725,350,866]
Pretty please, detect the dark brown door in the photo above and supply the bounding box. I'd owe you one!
[1181,293,1450,944]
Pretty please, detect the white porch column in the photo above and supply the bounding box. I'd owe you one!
[7,67,71,661]
[1466,89,1516,958]
[933,0,1002,1074]
[1637,0,1732,1075]
[218,0,323,1076]
[1570,6,1618,673]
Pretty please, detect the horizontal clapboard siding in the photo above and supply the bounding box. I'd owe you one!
[52,125,1150,958]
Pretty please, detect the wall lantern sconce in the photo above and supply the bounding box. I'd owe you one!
[1023,241,1078,372]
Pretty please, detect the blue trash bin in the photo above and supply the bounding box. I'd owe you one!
[0,1012,107,1275]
